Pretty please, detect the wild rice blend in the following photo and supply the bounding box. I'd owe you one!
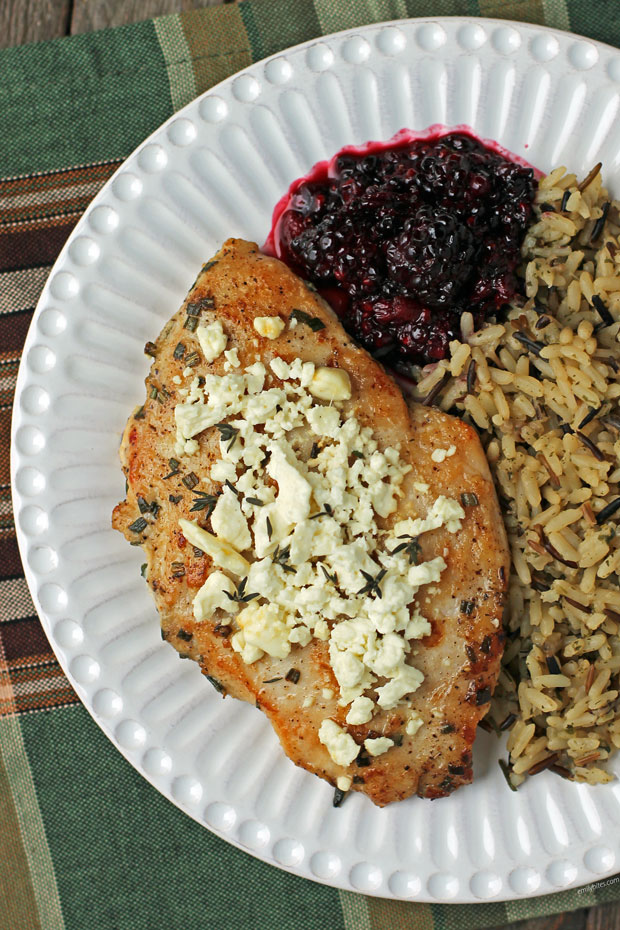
[412,164,620,787]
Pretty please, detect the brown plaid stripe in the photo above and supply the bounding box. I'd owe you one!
[0,161,121,718]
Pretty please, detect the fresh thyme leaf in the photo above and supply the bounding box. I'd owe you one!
[206,675,225,694]
[225,479,238,496]
[163,458,180,480]
[266,516,273,541]
[390,535,421,564]
[310,503,334,519]
[290,308,326,331]
[320,564,337,585]
[190,491,219,517]
[224,577,259,604]
[356,567,387,598]
[215,422,239,452]
[263,677,283,684]
[272,543,295,573]
[246,497,264,506]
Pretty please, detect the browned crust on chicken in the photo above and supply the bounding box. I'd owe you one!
[112,238,509,805]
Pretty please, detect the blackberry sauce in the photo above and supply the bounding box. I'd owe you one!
[266,127,537,367]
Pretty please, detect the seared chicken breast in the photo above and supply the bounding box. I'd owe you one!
[112,239,509,805]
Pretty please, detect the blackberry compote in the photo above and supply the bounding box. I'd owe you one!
[266,128,537,367]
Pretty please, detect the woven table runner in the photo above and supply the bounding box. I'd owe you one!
[3,1,620,927]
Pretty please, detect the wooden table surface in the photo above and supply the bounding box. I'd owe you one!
[3,3,619,929]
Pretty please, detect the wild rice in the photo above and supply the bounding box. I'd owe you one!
[411,164,620,788]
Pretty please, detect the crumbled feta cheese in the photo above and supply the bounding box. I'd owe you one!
[302,695,315,708]
[193,571,238,621]
[254,315,285,339]
[224,348,240,370]
[211,488,251,551]
[406,712,424,736]
[431,444,456,463]
[364,736,394,757]
[172,375,182,385]
[235,602,291,660]
[318,719,359,766]
[322,688,334,700]
[346,695,374,725]
[178,518,249,576]
[269,357,290,380]
[336,775,352,791]
[197,320,227,362]
[309,367,352,401]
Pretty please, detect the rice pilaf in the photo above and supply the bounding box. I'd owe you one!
[411,163,620,788]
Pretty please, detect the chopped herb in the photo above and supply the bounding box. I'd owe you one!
[177,628,192,641]
[203,259,219,272]
[592,294,614,327]
[441,723,456,734]
[192,546,202,558]
[448,764,465,775]
[356,750,371,768]
[460,600,475,615]
[215,422,239,452]
[246,497,264,506]
[137,495,150,514]
[320,564,337,585]
[206,675,225,694]
[173,342,186,360]
[351,450,364,460]
[140,563,147,577]
[289,308,326,331]
[310,443,319,459]
[224,577,259,604]
[352,775,365,784]
[480,635,492,655]
[149,385,158,399]
[169,494,182,504]
[171,561,186,578]
[391,733,403,747]
[182,472,200,490]
[465,645,477,664]
[184,351,201,367]
[144,341,157,357]
[213,623,232,638]
[263,677,284,684]
[190,491,219,516]
[285,668,301,684]
[498,758,518,791]
[333,787,347,808]
[596,497,620,525]
[390,535,421,565]
[134,405,145,420]
[266,516,273,541]
[183,315,198,332]
[163,458,180,479]
[476,686,491,705]
[128,517,148,533]
[225,479,239,496]
[461,492,479,507]
[356,567,387,599]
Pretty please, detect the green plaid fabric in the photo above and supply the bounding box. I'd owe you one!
[2,1,620,927]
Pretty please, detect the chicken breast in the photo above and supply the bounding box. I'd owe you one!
[112,238,509,805]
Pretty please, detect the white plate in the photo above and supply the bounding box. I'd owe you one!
[12,16,620,903]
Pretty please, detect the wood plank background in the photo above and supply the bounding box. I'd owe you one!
[2,2,619,929]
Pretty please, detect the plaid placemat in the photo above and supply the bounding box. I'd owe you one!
[3,1,620,928]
